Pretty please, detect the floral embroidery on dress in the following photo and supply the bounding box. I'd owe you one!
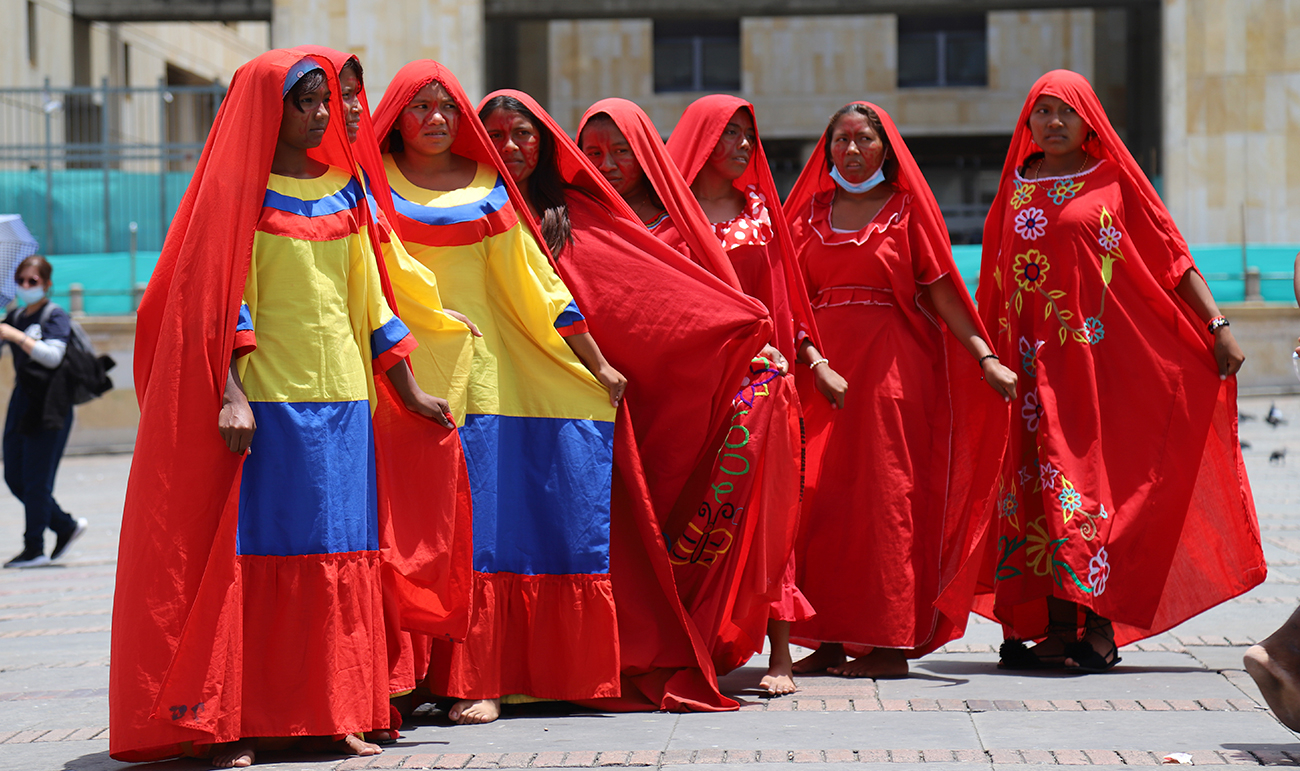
[1097,223,1122,252]
[1025,516,1064,577]
[1014,207,1048,241]
[1010,181,1036,210]
[1076,501,1109,542]
[1082,317,1105,344]
[997,477,1020,531]
[1037,460,1059,492]
[1058,478,1082,522]
[713,185,773,251]
[996,533,1026,581]
[1088,547,1111,595]
[1012,250,1051,293]
[1046,178,1085,205]
[1021,389,1042,433]
[1019,336,1045,376]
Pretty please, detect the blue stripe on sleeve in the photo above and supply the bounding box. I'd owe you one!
[553,300,585,330]
[371,316,411,358]
[236,303,254,332]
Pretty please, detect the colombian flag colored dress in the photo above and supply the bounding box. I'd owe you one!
[373,61,620,701]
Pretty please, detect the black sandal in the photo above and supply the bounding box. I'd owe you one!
[1065,612,1121,673]
[998,622,1076,670]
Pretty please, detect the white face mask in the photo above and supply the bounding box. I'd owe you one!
[830,163,886,194]
[15,285,45,305]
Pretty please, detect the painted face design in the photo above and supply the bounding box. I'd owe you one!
[828,111,886,184]
[338,66,362,144]
[484,109,542,184]
[580,118,646,198]
[397,81,460,156]
[703,108,756,182]
[279,79,331,151]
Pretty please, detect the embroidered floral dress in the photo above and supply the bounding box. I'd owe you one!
[981,158,1259,640]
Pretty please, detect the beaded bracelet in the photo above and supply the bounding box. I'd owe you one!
[978,354,999,365]
[1207,316,1230,333]
[808,357,830,369]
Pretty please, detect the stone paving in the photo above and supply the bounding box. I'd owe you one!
[4,395,1300,770]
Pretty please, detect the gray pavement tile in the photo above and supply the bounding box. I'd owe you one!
[973,710,1300,749]
[0,693,109,730]
[685,766,990,771]
[394,714,678,753]
[1186,646,1255,672]
[0,664,109,691]
[0,742,125,771]
[664,711,980,751]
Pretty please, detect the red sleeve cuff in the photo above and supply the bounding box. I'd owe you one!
[556,319,589,338]
[233,330,257,359]
[373,333,417,374]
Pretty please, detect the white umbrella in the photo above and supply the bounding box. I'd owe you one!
[0,215,39,307]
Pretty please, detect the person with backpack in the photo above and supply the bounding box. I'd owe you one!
[1,255,87,568]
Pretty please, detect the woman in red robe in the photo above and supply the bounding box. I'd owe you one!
[663,94,829,695]
[476,89,776,712]
[574,98,806,695]
[784,102,1015,678]
[975,70,1263,671]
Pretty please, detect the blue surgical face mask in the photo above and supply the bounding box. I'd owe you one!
[15,286,45,305]
[830,163,886,195]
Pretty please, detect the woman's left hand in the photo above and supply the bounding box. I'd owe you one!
[596,363,628,407]
[0,323,21,344]
[982,358,1019,401]
[759,344,788,375]
[403,389,455,429]
[1214,327,1245,379]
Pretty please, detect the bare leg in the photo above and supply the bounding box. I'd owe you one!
[792,642,847,674]
[1245,606,1300,731]
[448,698,501,725]
[760,619,797,696]
[828,647,909,679]
[211,738,257,768]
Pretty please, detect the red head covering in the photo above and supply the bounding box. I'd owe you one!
[975,69,1194,311]
[666,94,820,357]
[784,101,1009,653]
[577,98,742,290]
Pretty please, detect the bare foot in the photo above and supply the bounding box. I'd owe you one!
[448,698,501,725]
[300,734,383,757]
[761,654,797,696]
[211,739,256,768]
[363,729,398,745]
[792,644,846,674]
[828,648,909,679]
[1246,610,1300,731]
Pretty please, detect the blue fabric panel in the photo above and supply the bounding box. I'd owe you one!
[371,316,411,358]
[282,59,324,96]
[460,413,614,576]
[262,177,364,217]
[389,175,510,226]
[553,299,585,330]
[237,400,378,556]
[236,303,254,332]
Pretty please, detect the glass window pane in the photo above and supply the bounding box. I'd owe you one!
[945,31,987,86]
[654,38,695,92]
[898,33,939,88]
[701,37,741,90]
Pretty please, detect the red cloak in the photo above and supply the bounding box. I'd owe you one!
[972,70,1264,644]
[784,101,1009,656]
[577,98,805,676]
[110,49,470,761]
[665,94,820,362]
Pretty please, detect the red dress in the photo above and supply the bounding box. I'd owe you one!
[973,70,1264,644]
[791,192,952,651]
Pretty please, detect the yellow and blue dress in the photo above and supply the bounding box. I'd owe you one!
[383,156,621,700]
[231,164,414,733]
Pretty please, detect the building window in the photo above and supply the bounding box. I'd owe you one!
[122,43,131,87]
[897,14,987,88]
[653,20,740,93]
[27,1,38,67]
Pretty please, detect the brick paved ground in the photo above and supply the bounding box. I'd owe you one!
[3,395,1300,770]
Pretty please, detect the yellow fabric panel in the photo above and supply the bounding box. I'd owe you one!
[385,159,612,423]
[378,230,475,421]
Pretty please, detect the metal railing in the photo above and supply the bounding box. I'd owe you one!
[0,79,226,255]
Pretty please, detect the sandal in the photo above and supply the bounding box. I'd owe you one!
[998,621,1076,670]
[1065,611,1121,673]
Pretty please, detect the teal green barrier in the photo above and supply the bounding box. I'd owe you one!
[33,244,1300,316]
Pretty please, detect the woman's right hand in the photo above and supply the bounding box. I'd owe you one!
[218,398,256,454]
[982,358,1018,401]
[814,364,848,410]
[759,344,789,374]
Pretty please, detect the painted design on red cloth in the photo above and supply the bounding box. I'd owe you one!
[712,185,773,251]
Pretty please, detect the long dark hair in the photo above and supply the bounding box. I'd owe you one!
[821,103,898,183]
[479,95,574,258]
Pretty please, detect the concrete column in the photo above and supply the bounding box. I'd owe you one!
[272,0,485,105]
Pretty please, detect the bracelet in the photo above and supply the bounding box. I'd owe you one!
[808,357,830,369]
[978,354,999,365]
[1207,316,1230,333]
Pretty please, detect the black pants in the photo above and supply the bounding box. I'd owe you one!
[3,384,74,552]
